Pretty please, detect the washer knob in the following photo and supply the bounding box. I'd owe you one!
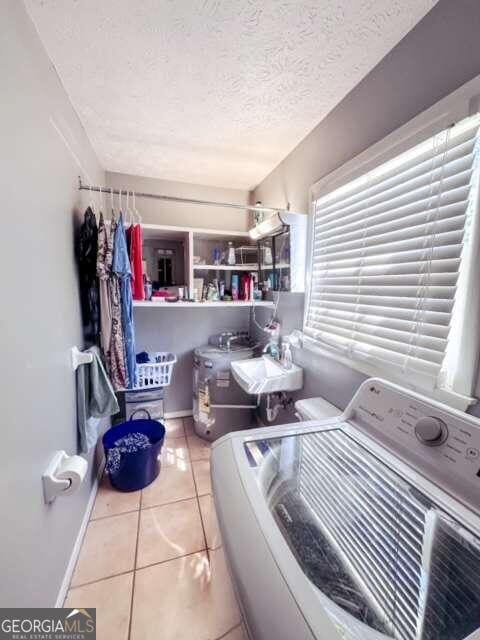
[414,416,448,446]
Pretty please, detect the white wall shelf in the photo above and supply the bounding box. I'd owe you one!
[133,300,273,309]
[193,264,258,271]
[260,262,290,270]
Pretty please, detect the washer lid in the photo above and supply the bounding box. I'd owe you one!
[244,428,480,640]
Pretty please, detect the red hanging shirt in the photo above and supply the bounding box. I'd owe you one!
[130,224,145,300]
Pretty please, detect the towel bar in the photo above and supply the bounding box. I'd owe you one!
[71,346,93,371]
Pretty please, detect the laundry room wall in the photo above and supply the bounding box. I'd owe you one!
[253,0,480,414]
[250,294,364,425]
[106,171,251,231]
[1,1,105,607]
[134,307,251,414]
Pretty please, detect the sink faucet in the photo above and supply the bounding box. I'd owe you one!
[263,340,280,360]
[226,334,240,351]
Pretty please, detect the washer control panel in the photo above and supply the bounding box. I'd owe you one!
[414,416,448,446]
[348,379,480,511]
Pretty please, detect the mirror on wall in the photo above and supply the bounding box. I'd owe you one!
[143,239,187,288]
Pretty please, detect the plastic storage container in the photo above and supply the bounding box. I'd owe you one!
[116,387,164,422]
[136,352,177,389]
[102,413,165,491]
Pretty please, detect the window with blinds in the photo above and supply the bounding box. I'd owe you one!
[305,116,480,400]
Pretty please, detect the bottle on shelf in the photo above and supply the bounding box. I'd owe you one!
[227,242,236,266]
[232,274,239,300]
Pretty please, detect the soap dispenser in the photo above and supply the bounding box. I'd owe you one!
[281,338,293,369]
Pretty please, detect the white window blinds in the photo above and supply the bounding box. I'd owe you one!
[305,115,480,404]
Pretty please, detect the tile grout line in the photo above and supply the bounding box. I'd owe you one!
[129,419,199,638]
[195,492,210,561]
[216,622,243,640]
[136,548,208,574]
[183,421,245,639]
[184,419,211,560]
[69,568,136,591]
[90,506,140,522]
[127,483,142,640]
[140,494,199,512]
[69,547,212,591]
[66,477,112,594]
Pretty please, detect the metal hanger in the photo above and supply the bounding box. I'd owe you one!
[126,190,134,227]
[97,186,103,215]
[89,184,95,214]
[118,188,122,218]
[110,187,115,220]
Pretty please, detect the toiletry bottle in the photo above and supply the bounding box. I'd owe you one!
[241,274,249,301]
[281,339,293,369]
[144,274,152,301]
[213,279,220,301]
[232,274,239,301]
[269,341,280,361]
[227,242,236,265]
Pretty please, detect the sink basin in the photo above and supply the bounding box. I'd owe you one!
[231,355,303,395]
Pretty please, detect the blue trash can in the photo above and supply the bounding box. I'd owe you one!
[102,410,165,492]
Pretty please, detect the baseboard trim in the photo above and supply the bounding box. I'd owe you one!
[164,410,193,419]
[55,462,104,607]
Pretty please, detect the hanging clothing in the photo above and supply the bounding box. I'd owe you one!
[76,346,119,453]
[112,213,137,388]
[108,217,129,390]
[78,207,100,343]
[130,224,145,300]
[96,212,113,358]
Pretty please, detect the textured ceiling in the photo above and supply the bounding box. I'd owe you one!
[25,0,436,189]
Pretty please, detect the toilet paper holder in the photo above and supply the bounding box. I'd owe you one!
[42,450,88,504]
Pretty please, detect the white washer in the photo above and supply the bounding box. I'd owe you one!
[211,378,480,640]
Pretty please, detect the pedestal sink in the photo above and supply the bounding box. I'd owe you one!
[231,355,303,395]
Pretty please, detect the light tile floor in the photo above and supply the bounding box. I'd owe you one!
[65,417,248,640]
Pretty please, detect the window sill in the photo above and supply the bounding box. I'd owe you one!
[301,337,476,412]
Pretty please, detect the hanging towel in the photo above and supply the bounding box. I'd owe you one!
[78,207,100,343]
[112,213,137,387]
[130,224,145,301]
[76,346,119,453]
[108,216,129,390]
[96,212,113,359]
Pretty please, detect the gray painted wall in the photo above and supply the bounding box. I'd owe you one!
[250,294,365,424]
[253,0,480,413]
[1,1,104,607]
[135,307,251,413]
[254,0,480,215]
[106,171,250,231]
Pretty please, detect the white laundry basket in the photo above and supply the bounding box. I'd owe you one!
[135,352,177,389]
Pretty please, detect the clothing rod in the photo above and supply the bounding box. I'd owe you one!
[78,178,304,216]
